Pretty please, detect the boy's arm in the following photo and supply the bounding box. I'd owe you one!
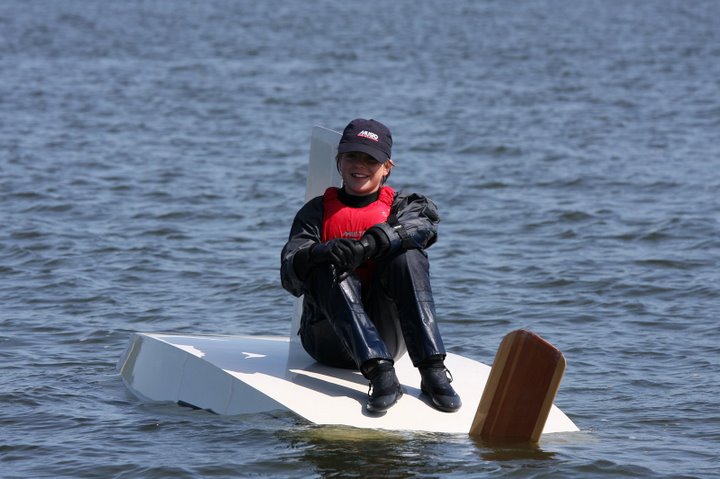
[280,197,323,297]
[365,193,440,257]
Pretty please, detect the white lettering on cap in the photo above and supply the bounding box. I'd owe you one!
[357,130,379,142]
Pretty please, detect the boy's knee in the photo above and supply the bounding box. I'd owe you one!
[386,248,428,271]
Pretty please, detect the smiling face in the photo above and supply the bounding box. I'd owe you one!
[337,152,393,196]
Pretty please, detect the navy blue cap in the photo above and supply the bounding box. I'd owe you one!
[337,118,392,164]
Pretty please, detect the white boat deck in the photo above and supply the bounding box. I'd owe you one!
[118,332,578,435]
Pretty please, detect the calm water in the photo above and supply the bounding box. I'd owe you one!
[2,1,719,477]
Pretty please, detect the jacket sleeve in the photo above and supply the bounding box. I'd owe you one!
[280,196,324,297]
[371,192,440,256]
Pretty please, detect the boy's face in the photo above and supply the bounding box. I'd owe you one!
[338,152,392,196]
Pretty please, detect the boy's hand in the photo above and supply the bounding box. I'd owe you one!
[364,226,390,257]
[310,239,362,270]
[312,238,380,282]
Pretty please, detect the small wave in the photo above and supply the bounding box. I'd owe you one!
[633,258,707,270]
[20,203,74,214]
[456,143,524,158]
[557,210,594,222]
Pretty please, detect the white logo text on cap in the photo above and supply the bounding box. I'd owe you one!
[357,130,379,142]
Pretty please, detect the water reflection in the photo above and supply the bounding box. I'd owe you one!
[281,426,439,478]
[471,437,556,462]
[279,425,558,477]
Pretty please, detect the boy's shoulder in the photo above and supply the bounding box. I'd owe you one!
[296,195,324,215]
[392,189,434,204]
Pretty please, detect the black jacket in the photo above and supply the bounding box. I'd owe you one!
[280,189,440,298]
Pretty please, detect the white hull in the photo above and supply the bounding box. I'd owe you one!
[118,332,578,435]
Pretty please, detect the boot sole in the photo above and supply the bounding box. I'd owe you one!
[366,387,403,413]
[421,382,462,412]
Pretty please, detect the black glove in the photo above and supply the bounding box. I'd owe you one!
[363,226,391,258]
[310,238,363,271]
[313,237,391,282]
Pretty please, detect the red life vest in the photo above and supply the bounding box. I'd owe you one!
[322,186,395,285]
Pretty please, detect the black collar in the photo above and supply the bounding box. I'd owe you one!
[338,187,380,208]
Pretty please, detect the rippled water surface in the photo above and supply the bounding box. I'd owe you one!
[2,1,719,477]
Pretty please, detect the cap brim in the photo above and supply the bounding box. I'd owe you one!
[337,143,389,164]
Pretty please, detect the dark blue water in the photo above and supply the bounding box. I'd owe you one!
[2,1,719,477]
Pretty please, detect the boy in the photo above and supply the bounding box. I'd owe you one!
[280,119,461,414]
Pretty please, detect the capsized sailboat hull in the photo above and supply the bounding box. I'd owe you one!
[118,332,578,435]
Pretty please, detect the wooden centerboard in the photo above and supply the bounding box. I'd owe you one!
[469,330,566,442]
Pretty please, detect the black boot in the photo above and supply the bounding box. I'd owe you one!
[362,359,403,413]
[419,358,462,412]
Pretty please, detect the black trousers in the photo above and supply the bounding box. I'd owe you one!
[299,249,446,374]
